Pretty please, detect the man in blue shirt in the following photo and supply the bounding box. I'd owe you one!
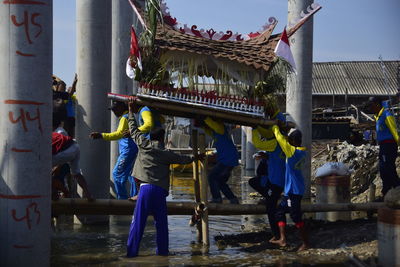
[198,117,239,204]
[270,124,309,251]
[90,100,138,199]
[368,96,400,196]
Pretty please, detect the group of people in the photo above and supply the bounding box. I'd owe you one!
[123,97,310,255]
[51,74,93,200]
[89,100,163,201]
[250,107,309,251]
[122,99,241,257]
[50,79,399,256]
[247,97,400,251]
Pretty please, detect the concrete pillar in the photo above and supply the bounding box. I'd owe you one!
[286,0,314,198]
[0,1,52,265]
[378,207,400,267]
[245,127,255,171]
[110,0,133,198]
[76,0,111,223]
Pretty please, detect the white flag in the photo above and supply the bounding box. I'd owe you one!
[274,27,296,71]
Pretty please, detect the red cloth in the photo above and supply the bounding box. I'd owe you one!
[52,132,73,155]
[278,221,286,227]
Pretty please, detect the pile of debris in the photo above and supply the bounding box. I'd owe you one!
[312,140,400,203]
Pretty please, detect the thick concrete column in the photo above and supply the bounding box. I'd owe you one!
[286,0,314,198]
[0,1,52,265]
[76,0,111,222]
[110,0,133,197]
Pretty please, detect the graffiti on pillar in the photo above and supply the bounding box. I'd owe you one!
[0,194,43,249]
[3,0,47,57]
[4,99,44,152]
[11,202,41,230]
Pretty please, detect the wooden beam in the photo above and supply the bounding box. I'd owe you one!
[199,133,209,246]
[191,129,202,242]
[108,93,276,127]
[52,199,386,216]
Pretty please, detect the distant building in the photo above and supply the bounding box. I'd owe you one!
[311,60,399,108]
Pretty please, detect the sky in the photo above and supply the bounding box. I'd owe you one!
[54,0,400,85]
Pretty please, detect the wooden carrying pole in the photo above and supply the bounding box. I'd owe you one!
[191,129,202,242]
[107,93,276,128]
[199,133,209,246]
[52,200,386,216]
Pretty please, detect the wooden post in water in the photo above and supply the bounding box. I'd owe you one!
[191,129,202,242]
[199,133,210,246]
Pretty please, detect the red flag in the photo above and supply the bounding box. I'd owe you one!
[274,28,296,71]
[130,26,140,61]
[126,26,142,79]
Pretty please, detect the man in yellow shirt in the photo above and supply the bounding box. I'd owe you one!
[90,100,138,199]
[368,97,400,196]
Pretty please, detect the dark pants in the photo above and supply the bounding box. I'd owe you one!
[248,178,283,238]
[127,184,169,257]
[379,143,400,196]
[275,194,303,226]
[265,183,283,238]
[248,176,268,198]
[208,162,236,200]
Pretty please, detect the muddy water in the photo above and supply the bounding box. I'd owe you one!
[51,169,347,266]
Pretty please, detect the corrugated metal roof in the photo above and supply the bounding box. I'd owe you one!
[312,61,399,95]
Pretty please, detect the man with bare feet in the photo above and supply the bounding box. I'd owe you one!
[270,123,309,251]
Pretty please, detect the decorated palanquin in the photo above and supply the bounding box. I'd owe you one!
[109,0,321,126]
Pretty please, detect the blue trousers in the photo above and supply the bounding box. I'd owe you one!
[127,184,169,257]
[113,152,137,199]
[379,142,400,195]
[208,162,236,200]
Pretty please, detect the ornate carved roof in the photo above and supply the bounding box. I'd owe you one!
[128,0,321,74]
[155,21,280,72]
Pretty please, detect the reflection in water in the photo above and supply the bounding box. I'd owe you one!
[51,167,279,266]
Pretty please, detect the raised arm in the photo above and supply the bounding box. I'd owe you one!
[256,126,274,139]
[204,117,224,135]
[252,128,277,152]
[272,125,295,158]
[67,73,78,97]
